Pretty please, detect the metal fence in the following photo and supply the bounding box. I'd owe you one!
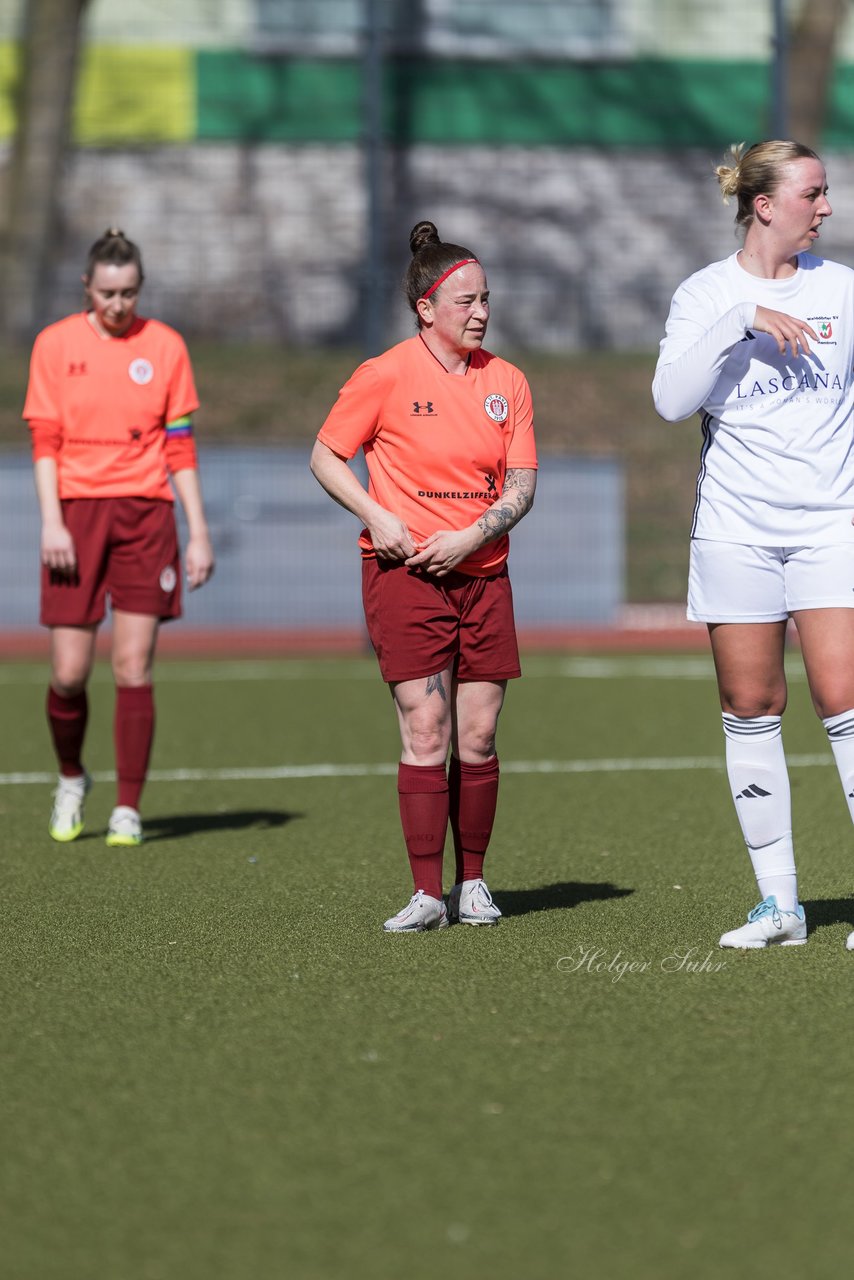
[0,447,623,634]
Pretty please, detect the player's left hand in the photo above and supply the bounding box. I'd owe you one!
[185,533,215,590]
[405,529,479,577]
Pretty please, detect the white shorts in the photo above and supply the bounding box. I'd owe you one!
[687,539,854,623]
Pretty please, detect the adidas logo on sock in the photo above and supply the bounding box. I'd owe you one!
[736,783,772,800]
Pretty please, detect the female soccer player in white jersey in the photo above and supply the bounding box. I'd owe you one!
[653,140,854,951]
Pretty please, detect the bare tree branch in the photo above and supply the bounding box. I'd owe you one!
[0,0,90,342]
[787,0,848,147]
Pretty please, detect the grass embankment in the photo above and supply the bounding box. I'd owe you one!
[0,345,699,601]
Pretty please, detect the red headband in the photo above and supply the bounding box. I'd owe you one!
[420,258,478,301]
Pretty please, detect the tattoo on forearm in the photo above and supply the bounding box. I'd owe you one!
[478,502,517,540]
[476,469,535,544]
[426,673,447,701]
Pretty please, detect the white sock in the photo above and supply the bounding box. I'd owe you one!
[823,709,854,825]
[722,713,798,911]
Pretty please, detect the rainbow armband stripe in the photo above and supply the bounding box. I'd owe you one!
[165,415,193,438]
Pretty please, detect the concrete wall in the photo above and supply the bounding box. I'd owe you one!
[31,142,854,351]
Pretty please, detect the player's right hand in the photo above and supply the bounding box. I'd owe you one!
[752,305,818,358]
[366,510,417,561]
[41,521,77,574]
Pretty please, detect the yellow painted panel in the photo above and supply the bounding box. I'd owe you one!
[74,46,195,144]
[0,41,17,139]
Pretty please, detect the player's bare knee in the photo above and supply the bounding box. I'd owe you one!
[112,660,153,687]
[457,728,497,761]
[50,673,87,699]
[810,688,854,721]
[721,691,786,719]
[402,723,449,764]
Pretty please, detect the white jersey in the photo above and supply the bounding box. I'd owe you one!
[653,251,854,544]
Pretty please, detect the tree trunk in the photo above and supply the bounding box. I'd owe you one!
[0,0,90,343]
[787,0,848,147]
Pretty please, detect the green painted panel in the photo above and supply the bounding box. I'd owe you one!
[389,58,770,146]
[824,65,854,149]
[197,52,362,141]
[196,52,774,146]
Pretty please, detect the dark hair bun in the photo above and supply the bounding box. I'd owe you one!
[409,220,441,256]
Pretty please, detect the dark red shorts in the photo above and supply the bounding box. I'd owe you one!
[41,497,182,627]
[361,557,521,684]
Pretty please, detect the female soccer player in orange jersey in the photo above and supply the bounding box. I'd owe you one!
[24,229,215,847]
[311,221,537,932]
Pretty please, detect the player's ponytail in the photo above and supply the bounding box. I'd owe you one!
[715,142,745,206]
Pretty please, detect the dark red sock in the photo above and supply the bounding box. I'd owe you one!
[115,685,155,810]
[47,687,88,776]
[449,755,500,883]
[397,762,449,900]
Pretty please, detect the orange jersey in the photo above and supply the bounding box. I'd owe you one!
[317,335,537,575]
[23,312,199,500]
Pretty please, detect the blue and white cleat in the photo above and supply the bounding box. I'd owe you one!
[719,895,807,949]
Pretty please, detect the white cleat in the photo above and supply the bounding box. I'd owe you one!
[719,895,807,949]
[106,806,143,848]
[49,771,92,843]
[383,890,449,933]
[846,930,854,952]
[448,878,502,926]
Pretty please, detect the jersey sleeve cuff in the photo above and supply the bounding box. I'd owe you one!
[28,419,62,459]
[165,435,198,473]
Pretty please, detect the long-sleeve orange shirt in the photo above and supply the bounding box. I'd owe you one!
[23,312,199,501]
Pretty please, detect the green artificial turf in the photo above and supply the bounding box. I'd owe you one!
[1,652,852,1279]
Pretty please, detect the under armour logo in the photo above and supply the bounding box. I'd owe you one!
[130,429,142,442]
[412,401,435,415]
[67,362,87,376]
[736,783,772,799]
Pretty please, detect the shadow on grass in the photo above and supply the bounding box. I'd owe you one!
[498,881,634,919]
[141,809,303,842]
[801,897,854,930]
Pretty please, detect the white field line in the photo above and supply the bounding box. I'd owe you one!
[0,753,834,787]
[0,655,808,684]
